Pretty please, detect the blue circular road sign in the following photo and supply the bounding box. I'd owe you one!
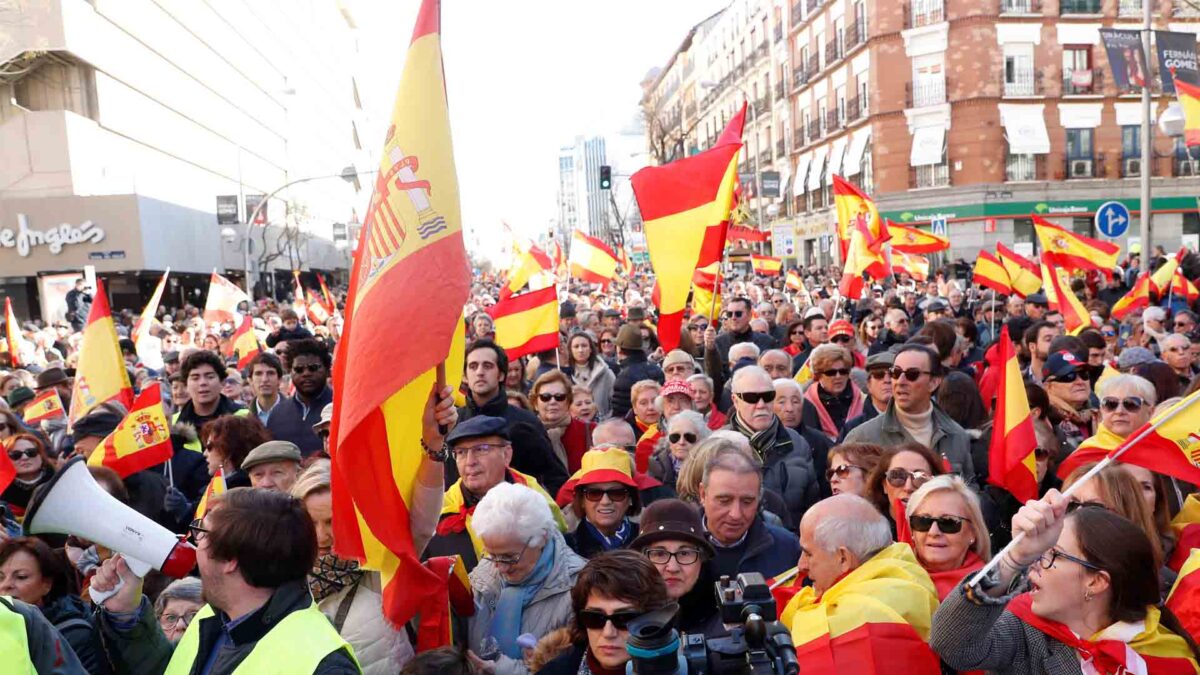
[1095,201,1131,239]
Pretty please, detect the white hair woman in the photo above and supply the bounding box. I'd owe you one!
[647,410,711,488]
[905,475,991,601]
[468,482,586,675]
[1094,374,1155,439]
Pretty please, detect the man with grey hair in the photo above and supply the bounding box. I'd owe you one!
[726,366,820,526]
[697,446,800,579]
[1160,332,1195,386]
[758,349,793,381]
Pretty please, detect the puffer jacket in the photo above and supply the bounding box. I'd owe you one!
[317,572,412,675]
[468,532,587,675]
[610,352,664,419]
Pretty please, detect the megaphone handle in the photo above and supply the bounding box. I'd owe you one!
[89,556,153,605]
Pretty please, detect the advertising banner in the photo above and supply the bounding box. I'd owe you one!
[1155,30,1199,94]
[1099,29,1148,93]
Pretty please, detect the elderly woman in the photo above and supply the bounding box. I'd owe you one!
[1042,350,1096,454]
[629,499,723,637]
[867,443,945,533]
[931,495,1200,673]
[826,442,884,497]
[905,475,992,600]
[1095,373,1155,440]
[468,483,586,675]
[565,448,642,557]
[567,332,615,420]
[569,385,598,424]
[530,550,672,675]
[799,343,865,441]
[686,374,727,430]
[625,379,661,443]
[647,410,711,488]
[1,433,55,516]
[154,577,204,644]
[533,371,594,475]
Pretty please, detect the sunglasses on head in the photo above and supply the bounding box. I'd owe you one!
[886,468,932,488]
[888,367,932,382]
[909,514,968,534]
[1101,396,1144,413]
[668,432,698,444]
[579,608,641,631]
[825,463,863,481]
[581,486,630,502]
[7,448,38,460]
[538,392,568,403]
[292,364,323,374]
[821,368,850,377]
[736,390,776,405]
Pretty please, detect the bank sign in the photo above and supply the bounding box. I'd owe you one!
[0,214,106,257]
[881,196,1199,225]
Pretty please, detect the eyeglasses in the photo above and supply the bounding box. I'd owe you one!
[825,463,863,481]
[735,390,776,405]
[1100,396,1145,413]
[868,369,892,380]
[292,364,324,375]
[159,610,198,627]
[187,519,210,545]
[888,367,932,382]
[830,336,852,345]
[537,392,568,403]
[482,540,529,567]
[644,547,703,566]
[724,310,746,319]
[579,608,642,631]
[668,432,697,444]
[600,338,614,345]
[451,443,507,460]
[821,368,850,377]
[7,448,38,460]
[790,329,804,336]
[885,468,932,489]
[1101,330,1117,338]
[1047,370,1086,384]
[908,514,968,534]
[1038,548,1102,572]
[581,486,630,503]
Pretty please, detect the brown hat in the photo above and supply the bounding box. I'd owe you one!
[630,499,714,557]
[35,367,69,390]
[615,324,644,351]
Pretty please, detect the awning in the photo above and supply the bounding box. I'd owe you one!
[826,137,848,186]
[909,126,945,167]
[778,162,792,199]
[807,147,827,191]
[793,153,812,195]
[1059,103,1103,129]
[843,127,871,177]
[1115,102,1143,127]
[999,104,1050,155]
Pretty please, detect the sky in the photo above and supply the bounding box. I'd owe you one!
[352,0,730,263]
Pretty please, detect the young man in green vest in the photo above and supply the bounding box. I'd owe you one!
[92,488,360,674]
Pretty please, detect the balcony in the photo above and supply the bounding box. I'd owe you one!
[754,98,769,116]
[1003,69,1043,96]
[825,40,843,65]
[1001,0,1041,13]
[774,80,785,101]
[793,126,804,148]
[755,43,769,60]
[826,109,843,133]
[774,24,783,43]
[907,78,947,107]
[776,139,786,157]
[807,58,820,79]
[736,62,747,78]
[1005,153,1045,181]
[1175,0,1200,16]
[1062,69,1103,95]
[791,2,804,26]
[1119,0,1143,16]
[847,95,865,122]
[910,162,950,189]
[808,119,821,142]
[846,20,867,50]
[794,65,809,90]
[759,149,772,166]
[1060,0,1101,13]
[907,0,945,29]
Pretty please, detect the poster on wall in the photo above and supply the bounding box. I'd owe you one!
[38,273,82,326]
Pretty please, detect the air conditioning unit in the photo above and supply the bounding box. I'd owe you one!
[1123,158,1141,177]
[1070,160,1093,178]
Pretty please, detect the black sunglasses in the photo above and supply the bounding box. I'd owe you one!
[724,310,746,318]
[292,364,324,374]
[736,390,776,405]
[1047,370,1086,384]
[7,448,38,460]
[909,514,968,534]
[1100,396,1145,413]
[831,336,852,344]
[821,368,850,377]
[868,369,892,380]
[581,486,630,503]
[888,367,933,382]
[579,609,641,630]
[537,393,568,402]
[668,432,697,444]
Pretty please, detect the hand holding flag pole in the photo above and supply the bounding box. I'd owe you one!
[968,394,1200,586]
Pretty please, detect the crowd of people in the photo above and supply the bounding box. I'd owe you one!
[1,248,1200,674]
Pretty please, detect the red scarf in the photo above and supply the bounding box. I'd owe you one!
[435,471,530,536]
[802,382,864,440]
[925,551,984,602]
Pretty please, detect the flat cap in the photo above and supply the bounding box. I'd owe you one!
[445,415,509,446]
[241,440,302,471]
[865,352,896,370]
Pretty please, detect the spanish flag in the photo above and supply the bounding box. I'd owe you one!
[226,313,261,369]
[1112,272,1152,320]
[415,555,475,651]
[781,543,941,674]
[1033,215,1120,278]
[1172,265,1200,303]
[839,213,891,300]
[568,230,620,286]
[68,279,134,427]
[87,383,173,478]
[751,254,783,276]
[1175,74,1200,148]
[330,0,472,630]
[1151,247,1186,296]
[793,354,814,385]
[317,273,337,314]
[202,272,251,325]
[786,269,806,293]
[887,221,949,254]
[1041,256,1091,335]
[487,286,559,360]
[22,390,65,424]
[996,242,1042,298]
[890,250,929,282]
[1168,549,1200,643]
[631,134,740,353]
[291,271,308,324]
[832,175,882,262]
[194,467,226,520]
[1169,495,1200,573]
[133,269,169,353]
[973,249,1013,296]
[502,241,554,300]
[617,248,633,277]
[306,287,332,325]
[4,297,25,367]
[691,267,722,320]
[0,442,14,495]
[987,331,1039,503]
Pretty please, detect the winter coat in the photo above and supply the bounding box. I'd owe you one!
[647,445,681,490]
[468,532,587,675]
[264,324,314,347]
[451,389,569,495]
[41,593,110,675]
[317,572,412,675]
[610,352,664,419]
[725,416,821,528]
[571,360,616,420]
[704,512,800,580]
[843,401,976,485]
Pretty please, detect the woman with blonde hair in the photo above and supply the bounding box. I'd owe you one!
[904,475,991,600]
[1062,462,1169,582]
[798,343,864,441]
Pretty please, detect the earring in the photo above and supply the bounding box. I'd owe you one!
[1084,590,1093,602]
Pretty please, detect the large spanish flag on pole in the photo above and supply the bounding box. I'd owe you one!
[1151,247,1186,295]
[1033,215,1120,277]
[996,242,1042,298]
[202,272,251,325]
[890,250,929,282]
[4,297,24,367]
[133,269,169,352]
[331,0,471,629]
[833,176,882,263]
[1041,256,1092,335]
[1112,272,1152,320]
[631,140,740,353]
[502,240,554,300]
[987,331,1039,503]
[488,286,559,360]
[87,383,173,478]
[887,221,949,254]
[568,230,620,286]
[1174,74,1200,148]
[68,279,134,427]
[972,250,1013,296]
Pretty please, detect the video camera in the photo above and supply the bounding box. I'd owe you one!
[625,573,799,675]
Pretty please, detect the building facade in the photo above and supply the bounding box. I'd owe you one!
[556,135,611,241]
[0,0,368,320]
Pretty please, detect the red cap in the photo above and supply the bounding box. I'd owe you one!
[660,380,696,400]
[160,539,197,578]
[829,320,854,339]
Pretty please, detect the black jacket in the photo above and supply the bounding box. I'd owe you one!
[564,520,639,559]
[725,417,821,528]
[868,328,908,356]
[174,396,245,436]
[705,513,800,580]
[838,400,883,442]
[258,388,332,456]
[42,593,110,675]
[450,389,568,494]
[610,352,664,419]
[264,325,314,348]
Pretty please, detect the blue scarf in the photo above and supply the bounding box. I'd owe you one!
[489,536,558,659]
[583,518,632,551]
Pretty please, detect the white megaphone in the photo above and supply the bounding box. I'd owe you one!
[24,456,197,603]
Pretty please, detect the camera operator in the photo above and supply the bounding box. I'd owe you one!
[629,499,724,637]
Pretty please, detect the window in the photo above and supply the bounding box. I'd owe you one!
[859,79,869,115]
[1066,129,1094,160]
[1121,125,1140,159]
[836,85,847,125]
[1006,152,1038,181]
[817,33,826,70]
[1062,46,1094,94]
[1004,44,1036,96]
[1184,213,1200,237]
[911,54,946,107]
[1175,139,1200,175]
[818,98,827,135]
[1071,217,1093,236]
[860,141,874,194]
[1061,0,1102,13]
[1014,218,1034,247]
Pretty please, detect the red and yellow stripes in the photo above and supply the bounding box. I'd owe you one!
[1167,549,1200,646]
[987,331,1039,503]
[228,314,261,369]
[22,390,65,424]
[1033,215,1120,277]
[1112,272,1152,320]
[887,221,949,254]
[751,254,783,276]
[202,272,251,325]
[68,278,134,427]
[1041,257,1092,335]
[568,230,620,286]
[833,176,882,262]
[890,250,929,282]
[996,242,1042,298]
[487,286,559,360]
[973,250,1012,296]
[87,383,173,478]
[1175,75,1200,148]
[134,269,169,349]
[195,468,227,520]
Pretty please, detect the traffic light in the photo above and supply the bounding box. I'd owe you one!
[599,165,612,190]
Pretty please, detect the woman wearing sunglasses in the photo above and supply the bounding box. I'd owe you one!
[931,493,1200,674]
[825,442,884,497]
[532,371,594,475]
[531,550,671,675]
[799,344,864,442]
[1042,351,1096,455]
[904,475,991,601]
[563,448,642,558]
[648,410,711,489]
[0,433,54,517]
[867,443,945,536]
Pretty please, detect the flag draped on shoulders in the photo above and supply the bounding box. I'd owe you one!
[330,0,471,630]
[86,383,173,478]
[487,286,559,360]
[68,279,134,427]
[987,331,1039,503]
[203,272,251,325]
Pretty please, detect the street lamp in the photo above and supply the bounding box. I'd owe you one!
[700,80,766,235]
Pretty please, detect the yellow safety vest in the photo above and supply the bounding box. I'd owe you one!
[0,597,37,675]
[172,409,250,453]
[165,603,359,675]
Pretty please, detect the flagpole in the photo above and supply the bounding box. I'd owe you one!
[967,393,1197,586]
[709,256,726,325]
[989,289,996,346]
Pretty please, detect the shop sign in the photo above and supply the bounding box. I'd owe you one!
[0,214,106,257]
